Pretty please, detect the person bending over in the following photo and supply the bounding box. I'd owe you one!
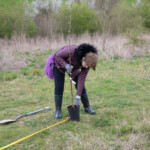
[51,43,98,119]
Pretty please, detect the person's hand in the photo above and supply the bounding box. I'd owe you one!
[76,95,81,107]
[65,64,73,74]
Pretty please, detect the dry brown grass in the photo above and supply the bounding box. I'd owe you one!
[0,33,150,71]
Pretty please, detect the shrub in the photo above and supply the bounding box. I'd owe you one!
[55,2,98,36]
[139,0,150,30]
[0,1,37,38]
[0,8,14,38]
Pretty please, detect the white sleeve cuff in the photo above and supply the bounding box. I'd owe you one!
[76,95,81,99]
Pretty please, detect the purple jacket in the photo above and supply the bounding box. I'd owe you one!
[54,45,89,96]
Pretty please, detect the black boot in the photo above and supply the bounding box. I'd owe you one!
[81,94,96,115]
[55,95,62,119]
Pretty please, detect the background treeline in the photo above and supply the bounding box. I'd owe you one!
[0,0,150,38]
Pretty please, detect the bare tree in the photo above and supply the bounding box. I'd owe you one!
[34,0,57,38]
[94,0,120,51]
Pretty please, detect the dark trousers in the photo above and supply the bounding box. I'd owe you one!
[53,66,87,96]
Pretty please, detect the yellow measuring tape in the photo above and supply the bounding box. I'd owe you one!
[0,118,70,150]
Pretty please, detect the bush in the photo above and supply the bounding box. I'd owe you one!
[55,2,98,36]
[24,18,37,37]
[125,28,146,47]
[0,1,37,38]
[0,8,14,38]
[139,0,150,30]
[115,0,150,33]
[0,0,149,37]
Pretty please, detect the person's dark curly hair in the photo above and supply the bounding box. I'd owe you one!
[74,43,98,66]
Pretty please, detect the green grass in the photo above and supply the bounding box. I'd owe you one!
[0,0,32,7]
[0,53,150,149]
[0,72,18,81]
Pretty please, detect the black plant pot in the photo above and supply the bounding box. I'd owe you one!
[67,105,80,121]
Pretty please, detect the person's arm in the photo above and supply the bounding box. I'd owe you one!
[76,68,89,97]
[54,46,69,68]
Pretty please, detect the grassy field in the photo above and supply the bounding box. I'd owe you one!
[0,49,150,150]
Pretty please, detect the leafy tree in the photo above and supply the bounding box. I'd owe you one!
[0,7,14,38]
[0,1,37,38]
[139,0,150,30]
[55,2,98,36]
